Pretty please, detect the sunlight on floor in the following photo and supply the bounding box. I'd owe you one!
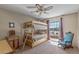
[49,38,59,46]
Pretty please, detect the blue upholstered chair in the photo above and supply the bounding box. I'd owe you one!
[58,32,74,49]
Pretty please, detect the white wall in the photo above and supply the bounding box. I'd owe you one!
[77,11,79,48]
[0,9,36,39]
[62,13,77,47]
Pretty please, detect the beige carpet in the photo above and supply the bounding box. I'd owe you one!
[15,40,79,54]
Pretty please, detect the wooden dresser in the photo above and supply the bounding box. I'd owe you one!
[7,30,20,50]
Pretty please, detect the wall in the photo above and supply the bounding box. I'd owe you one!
[62,13,77,47]
[49,13,77,47]
[0,9,36,39]
[77,11,79,48]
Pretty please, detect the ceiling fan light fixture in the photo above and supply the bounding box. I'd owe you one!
[27,4,53,15]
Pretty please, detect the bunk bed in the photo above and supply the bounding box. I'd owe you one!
[22,20,47,47]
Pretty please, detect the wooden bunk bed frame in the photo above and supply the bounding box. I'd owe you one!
[22,20,47,48]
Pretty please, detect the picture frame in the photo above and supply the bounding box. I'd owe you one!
[9,22,15,28]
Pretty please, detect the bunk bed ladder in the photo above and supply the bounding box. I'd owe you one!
[22,34,28,49]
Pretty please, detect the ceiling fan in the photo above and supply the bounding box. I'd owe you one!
[27,4,53,15]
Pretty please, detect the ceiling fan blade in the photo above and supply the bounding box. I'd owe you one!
[27,6,36,8]
[44,11,49,14]
[30,10,39,13]
[44,6,53,11]
[35,4,42,10]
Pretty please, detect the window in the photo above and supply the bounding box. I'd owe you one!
[49,21,60,31]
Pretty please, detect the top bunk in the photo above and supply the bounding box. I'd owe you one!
[23,20,47,30]
[32,20,47,26]
[23,20,47,26]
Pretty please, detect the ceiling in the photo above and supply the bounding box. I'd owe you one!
[0,4,79,19]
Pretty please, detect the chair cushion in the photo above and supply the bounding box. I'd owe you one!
[64,33,73,42]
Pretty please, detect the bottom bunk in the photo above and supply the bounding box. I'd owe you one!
[26,34,47,48]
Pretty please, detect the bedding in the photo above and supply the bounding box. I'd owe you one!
[33,24,47,30]
[32,34,47,41]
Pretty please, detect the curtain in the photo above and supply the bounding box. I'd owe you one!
[47,20,50,40]
[60,17,64,40]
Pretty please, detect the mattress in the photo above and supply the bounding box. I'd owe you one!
[33,24,47,30]
[33,34,47,41]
